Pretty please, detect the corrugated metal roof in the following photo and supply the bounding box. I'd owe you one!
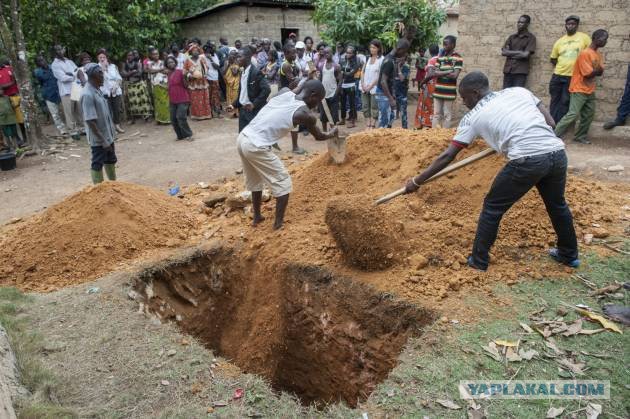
[174,0,314,23]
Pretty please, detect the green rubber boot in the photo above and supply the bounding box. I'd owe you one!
[91,169,104,184]
[104,164,117,181]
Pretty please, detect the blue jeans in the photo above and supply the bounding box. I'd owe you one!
[395,91,408,129]
[471,150,578,269]
[615,63,630,122]
[375,93,393,128]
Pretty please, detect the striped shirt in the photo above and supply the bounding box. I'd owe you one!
[433,52,463,100]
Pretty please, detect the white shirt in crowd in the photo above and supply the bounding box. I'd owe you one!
[100,63,122,97]
[239,65,252,106]
[242,91,306,147]
[168,53,186,70]
[453,87,565,160]
[51,57,78,97]
[321,63,338,99]
[205,53,220,81]
[361,55,384,94]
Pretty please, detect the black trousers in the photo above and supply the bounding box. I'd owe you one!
[503,73,528,89]
[470,150,578,270]
[319,96,339,124]
[105,95,122,125]
[340,86,356,121]
[238,107,257,133]
[169,103,193,139]
[549,74,572,123]
[90,143,117,171]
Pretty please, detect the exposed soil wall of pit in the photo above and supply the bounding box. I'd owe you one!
[132,245,436,407]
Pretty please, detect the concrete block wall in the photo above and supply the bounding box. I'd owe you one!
[457,0,630,121]
[179,6,320,47]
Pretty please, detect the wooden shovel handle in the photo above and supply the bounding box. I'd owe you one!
[374,148,496,205]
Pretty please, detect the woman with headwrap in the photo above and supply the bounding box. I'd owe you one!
[122,50,153,123]
[183,44,212,120]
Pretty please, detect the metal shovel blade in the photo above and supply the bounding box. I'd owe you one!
[328,135,347,164]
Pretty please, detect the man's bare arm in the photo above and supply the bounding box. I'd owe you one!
[293,107,337,141]
[537,102,555,129]
[405,143,462,193]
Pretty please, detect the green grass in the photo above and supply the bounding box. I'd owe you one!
[367,252,629,418]
[0,287,77,418]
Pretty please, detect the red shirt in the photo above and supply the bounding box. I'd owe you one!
[167,69,189,104]
[0,66,19,96]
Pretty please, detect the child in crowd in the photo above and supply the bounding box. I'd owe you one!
[0,88,21,150]
[393,56,411,128]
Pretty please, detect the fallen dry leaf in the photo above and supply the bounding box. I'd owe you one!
[585,402,602,419]
[579,328,606,335]
[518,348,538,360]
[505,347,522,362]
[544,337,564,355]
[561,319,582,337]
[212,400,228,407]
[576,308,623,333]
[482,342,502,361]
[519,322,534,334]
[160,379,170,386]
[557,358,586,375]
[589,283,621,296]
[437,399,461,410]
[494,339,518,347]
[546,406,565,418]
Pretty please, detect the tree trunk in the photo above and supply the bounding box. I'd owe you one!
[2,0,45,151]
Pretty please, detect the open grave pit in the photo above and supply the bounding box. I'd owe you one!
[131,244,436,407]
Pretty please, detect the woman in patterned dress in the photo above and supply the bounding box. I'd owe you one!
[415,44,440,129]
[183,45,212,120]
[145,47,170,124]
[223,51,241,118]
[122,51,153,123]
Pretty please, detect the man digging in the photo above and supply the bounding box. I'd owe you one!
[237,79,338,230]
[403,71,579,271]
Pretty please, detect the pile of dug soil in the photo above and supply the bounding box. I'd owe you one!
[0,182,198,292]
[198,128,628,305]
[325,194,403,270]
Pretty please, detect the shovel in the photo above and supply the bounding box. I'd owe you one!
[321,99,347,164]
[374,148,496,205]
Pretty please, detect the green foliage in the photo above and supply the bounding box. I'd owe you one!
[16,0,213,61]
[312,0,445,50]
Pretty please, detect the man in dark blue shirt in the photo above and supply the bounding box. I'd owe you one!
[34,55,67,135]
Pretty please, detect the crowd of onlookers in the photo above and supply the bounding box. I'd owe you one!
[0,14,628,161]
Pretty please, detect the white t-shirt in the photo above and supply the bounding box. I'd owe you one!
[205,54,220,81]
[453,88,565,160]
[242,91,306,147]
[239,65,252,106]
[361,56,383,94]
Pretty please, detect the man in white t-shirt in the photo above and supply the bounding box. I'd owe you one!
[236,80,337,230]
[404,71,579,271]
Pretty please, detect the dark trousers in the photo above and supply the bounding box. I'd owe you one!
[471,150,578,270]
[503,73,528,89]
[90,143,117,171]
[238,107,257,133]
[106,95,122,125]
[340,86,356,121]
[549,74,571,123]
[319,96,339,124]
[169,103,193,139]
[615,63,630,122]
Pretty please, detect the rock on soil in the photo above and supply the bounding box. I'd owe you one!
[0,182,198,292]
[325,195,403,270]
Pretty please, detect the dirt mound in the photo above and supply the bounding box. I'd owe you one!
[0,182,198,292]
[198,128,628,305]
[325,194,403,270]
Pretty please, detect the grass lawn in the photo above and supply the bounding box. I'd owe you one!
[0,250,627,418]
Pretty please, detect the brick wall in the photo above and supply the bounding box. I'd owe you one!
[457,0,630,121]
[178,6,320,47]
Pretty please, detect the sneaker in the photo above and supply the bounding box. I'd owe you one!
[467,256,487,272]
[603,119,624,130]
[548,248,580,268]
[574,137,591,144]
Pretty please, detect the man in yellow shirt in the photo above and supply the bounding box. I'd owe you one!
[548,15,591,122]
[555,30,608,144]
